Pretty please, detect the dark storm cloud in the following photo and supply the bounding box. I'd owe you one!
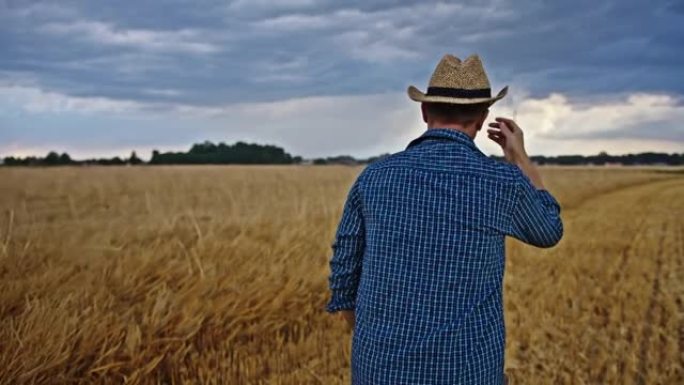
[1,0,681,106]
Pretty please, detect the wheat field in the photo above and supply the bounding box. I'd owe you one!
[0,165,682,384]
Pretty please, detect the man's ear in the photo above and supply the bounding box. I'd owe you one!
[421,103,429,123]
[476,109,489,131]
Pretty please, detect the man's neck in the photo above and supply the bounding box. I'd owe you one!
[427,124,477,139]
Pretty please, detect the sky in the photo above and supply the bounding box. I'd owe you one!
[1,0,683,160]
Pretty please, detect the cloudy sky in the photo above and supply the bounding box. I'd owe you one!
[1,0,683,159]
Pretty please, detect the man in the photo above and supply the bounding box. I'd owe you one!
[325,54,563,384]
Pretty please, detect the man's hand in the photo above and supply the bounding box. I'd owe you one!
[487,117,545,189]
[341,310,355,330]
[486,117,528,165]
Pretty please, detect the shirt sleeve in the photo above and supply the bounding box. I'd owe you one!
[506,167,564,248]
[325,176,366,313]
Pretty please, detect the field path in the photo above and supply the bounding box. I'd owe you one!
[505,177,684,385]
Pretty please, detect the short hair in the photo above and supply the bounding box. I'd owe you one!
[424,102,489,124]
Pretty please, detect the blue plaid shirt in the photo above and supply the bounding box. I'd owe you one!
[326,128,563,384]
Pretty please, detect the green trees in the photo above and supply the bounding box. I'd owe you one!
[149,141,299,165]
[3,152,73,166]
[523,152,684,166]
[129,151,143,165]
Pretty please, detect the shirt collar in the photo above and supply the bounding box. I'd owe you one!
[406,128,478,151]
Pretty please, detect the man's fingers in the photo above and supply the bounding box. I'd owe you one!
[490,120,513,136]
[487,129,505,141]
[489,122,511,136]
[497,121,513,137]
[495,117,519,131]
[487,133,504,146]
[488,138,504,148]
[488,128,507,144]
[495,117,516,124]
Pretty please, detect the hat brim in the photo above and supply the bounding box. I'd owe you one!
[407,85,508,106]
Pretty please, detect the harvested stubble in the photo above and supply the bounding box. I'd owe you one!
[0,165,682,384]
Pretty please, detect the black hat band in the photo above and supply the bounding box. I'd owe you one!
[426,87,492,98]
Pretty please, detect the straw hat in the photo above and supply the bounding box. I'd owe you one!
[407,54,508,105]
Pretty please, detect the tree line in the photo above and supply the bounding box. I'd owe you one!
[489,151,684,166]
[3,151,143,166]
[2,141,299,166]
[150,141,301,165]
[2,142,683,166]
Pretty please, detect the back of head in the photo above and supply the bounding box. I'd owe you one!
[423,102,490,127]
